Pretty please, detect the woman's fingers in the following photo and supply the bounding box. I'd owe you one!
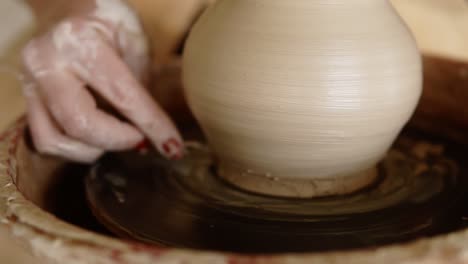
[22,78,104,163]
[35,70,144,150]
[75,40,184,159]
[20,4,173,162]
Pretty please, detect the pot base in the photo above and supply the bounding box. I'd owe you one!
[218,162,378,198]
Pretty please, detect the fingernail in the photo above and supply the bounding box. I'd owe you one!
[135,139,149,151]
[162,138,183,160]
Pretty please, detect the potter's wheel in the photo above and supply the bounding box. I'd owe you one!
[85,131,467,253]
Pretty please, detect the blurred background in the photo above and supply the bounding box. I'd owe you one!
[0,0,31,131]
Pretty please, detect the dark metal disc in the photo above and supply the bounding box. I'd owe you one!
[85,133,467,253]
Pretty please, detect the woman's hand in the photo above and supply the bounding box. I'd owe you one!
[21,0,183,163]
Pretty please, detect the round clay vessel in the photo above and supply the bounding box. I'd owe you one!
[183,0,422,197]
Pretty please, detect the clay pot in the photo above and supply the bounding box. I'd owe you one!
[183,0,422,197]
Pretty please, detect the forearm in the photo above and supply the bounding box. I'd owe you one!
[25,0,96,31]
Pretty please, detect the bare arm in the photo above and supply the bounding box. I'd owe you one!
[25,0,96,32]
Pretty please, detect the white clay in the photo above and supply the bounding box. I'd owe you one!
[183,0,422,197]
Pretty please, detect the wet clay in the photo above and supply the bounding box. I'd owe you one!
[182,0,422,197]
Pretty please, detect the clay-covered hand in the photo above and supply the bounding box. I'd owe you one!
[21,0,183,163]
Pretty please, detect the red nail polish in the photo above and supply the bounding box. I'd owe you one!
[162,138,183,160]
[135,139,149,151]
